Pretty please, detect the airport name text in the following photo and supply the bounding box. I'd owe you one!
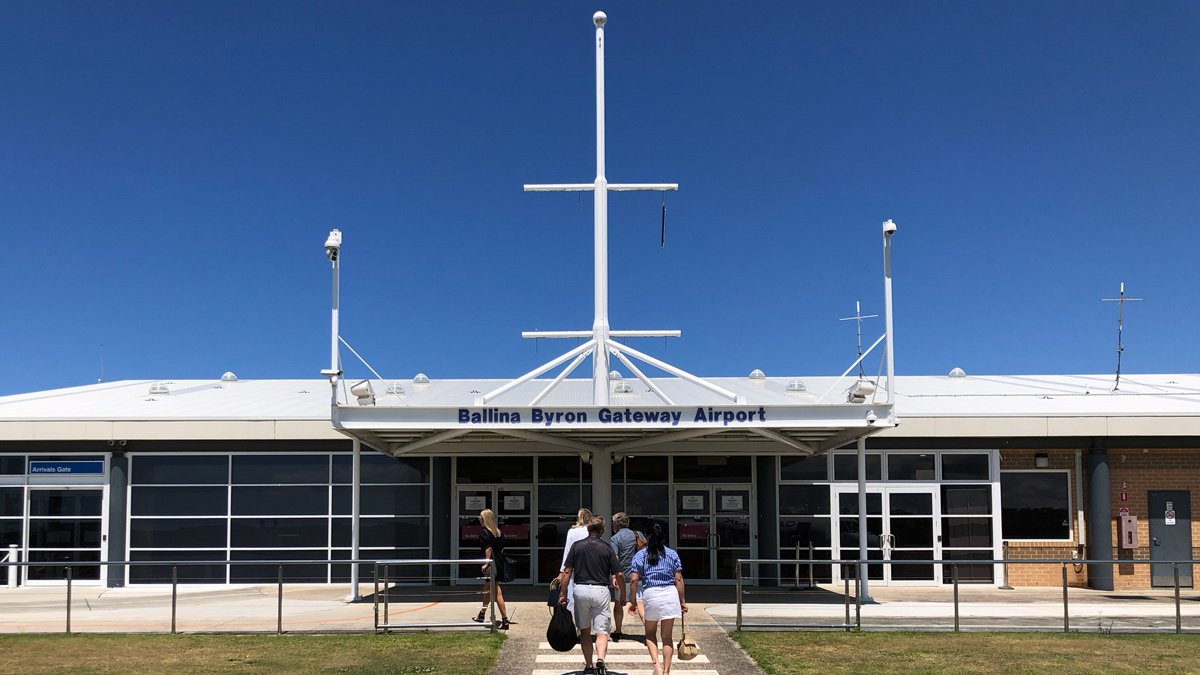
[457,407,768,427]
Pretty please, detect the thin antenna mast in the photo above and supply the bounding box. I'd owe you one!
[839,301,878,378]
[1101,282,1143,391]
[98,344,105,383]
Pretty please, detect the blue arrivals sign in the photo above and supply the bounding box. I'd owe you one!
[29,460,105,475]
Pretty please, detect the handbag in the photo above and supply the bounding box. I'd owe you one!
[497,555,517,584]
[676,609,699,661]
[634,530,647,550]
[546,604,579,652]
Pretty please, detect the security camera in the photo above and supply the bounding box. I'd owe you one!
[107,440,115,447]
[866,411,878,425]
[324,228,342,262]
[882,219,897,235]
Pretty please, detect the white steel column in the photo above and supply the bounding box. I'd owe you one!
[592,446,613,526]
[882,220,897,405]
[347,438,361,601]
[592,11,611,405]
[857,436,872,602]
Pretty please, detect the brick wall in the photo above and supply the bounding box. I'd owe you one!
[999,448,1199,590]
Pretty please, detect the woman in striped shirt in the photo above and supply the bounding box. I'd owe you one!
[627,521,688,675]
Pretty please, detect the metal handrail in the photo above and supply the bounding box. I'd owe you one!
[736,557,1200,634]
[374,557,498,634]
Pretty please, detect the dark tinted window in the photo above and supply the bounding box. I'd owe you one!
[942,454,990,481]
[779,517,831,548]
[838,492,882,515]
[942,486,991,515]
[537,456,581,483]
[539,485,583,515]
[132,455,228,484]
[1,487,22,517]
[781,455,828,481]
[232,455,329,484]
[623,456,668,483]
[129,550,227,584]
[230,549,329,583]
[0,456,26,475]
[674,456,751,482]
[332,486,428,515]
[0,520,21,546]
[332,517,429,548]
[887,454,935,481]
[624,484,669,515]
[130,519,227,548]
[833,454,882,481]
[231,486,327,515]
[942,518,993,548]
[333,455,428,484]
[779,485,830,516]
[1001,472,1070,540]
[131,486,227,516]
[231,518,328,548]
[456,457,532,483]
[29,490,101,517]
[29,520,102,548]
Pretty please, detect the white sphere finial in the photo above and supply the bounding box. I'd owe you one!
[593,11,607,27]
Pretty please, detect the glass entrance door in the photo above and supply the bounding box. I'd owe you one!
[455,486,532,583]
[834,486,940,585]
[673,484,753,583]
[26,488,105,583]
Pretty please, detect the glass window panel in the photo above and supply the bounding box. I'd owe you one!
[333,455,428,484]
[624,456,668,483]
[537,457,581,483]
[942,551,995,583]
[230,550,329,583]
[28,520,102,548]
[130,518,227,549]
[779,485,830,516]
[0,456,26,475]
[131,486,227,517]
[838,492,882,515]
[497,491,531,517]
[942,486,992,515]
[887,454,936,481]
[838,517,883,547]
[674,456,751,482]
[29,490,102,517]
[537,518,574,548]
[833,454,882,481]
[0,487,22,517]
[232,455,329,484]
[332,549,431,583]
[129,551,227,584]
[611,485,625,515]
[0,520,22,547]
[777,550,833,584]
[836,549,883,580]
[942,517,993,548]
[889,493,933,516]
[890,550,935,580]
[1001,472,1070,540]
[332,485,428,516]
[889,518,934,548]
[132,455,228,484]
[232,486,327,516]
[26,550,100,580]
[942,454,990,481]
[625,484,669,516]
[332,517,429,548]
[538,485,581,516]
[231,518,329,548]
[780,455,828,481]
[455,457,531,484]
[779,517,831,548]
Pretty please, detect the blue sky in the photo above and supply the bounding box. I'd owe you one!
[1,1,1198,395]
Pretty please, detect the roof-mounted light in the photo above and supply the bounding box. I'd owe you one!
[949,367,966,378]
[785,379,807,394]
[386,382,406,395]
[148,382,170,396]
[749,369,766,381]
[220,371,238,383]
[413,373,430,385]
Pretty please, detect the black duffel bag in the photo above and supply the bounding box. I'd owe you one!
[546,604,578,652]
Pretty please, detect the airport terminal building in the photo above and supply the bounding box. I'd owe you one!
[0,372,1196,591]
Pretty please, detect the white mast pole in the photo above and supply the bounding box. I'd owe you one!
[882,220,897,404]
[592,11,611,406]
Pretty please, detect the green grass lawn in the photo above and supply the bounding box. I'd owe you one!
[0,633,504,674]
[733,632,1200,674]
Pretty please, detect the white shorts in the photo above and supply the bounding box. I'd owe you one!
[642,585,682,622]
[573,584,612,634]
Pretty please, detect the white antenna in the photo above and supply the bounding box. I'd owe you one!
[1100,282,1143,391]
[839,301,878,378]
[477,11,743,407]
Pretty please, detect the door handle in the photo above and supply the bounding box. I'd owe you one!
[1153,537,1160,546]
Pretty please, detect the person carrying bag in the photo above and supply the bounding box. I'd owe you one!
[676,610,699,661]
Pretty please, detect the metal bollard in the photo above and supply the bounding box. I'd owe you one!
[276,565,284,635]
[843,563,850,631]
[383,564,390,630]
[372,564,380,631]
[1174,563,1182,635]
[854,573,861,630]
[6,544,17,588]
[66,565,73,635]
[1061,563,1070,633]
[488,560,497,635]
[952,563,960,632]
[999,541,1013,590]
[735,560,743,631]
[808,542,815,589]
[794,541,801,589]
[171,566,178,634]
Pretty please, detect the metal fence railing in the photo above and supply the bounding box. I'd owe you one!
[736,557,1200,634]
[0,557,498,635]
